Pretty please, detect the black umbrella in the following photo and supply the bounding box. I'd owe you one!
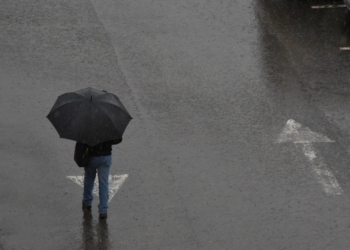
[47,87,132,146]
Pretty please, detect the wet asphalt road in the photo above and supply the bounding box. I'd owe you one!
[2,0,350,249]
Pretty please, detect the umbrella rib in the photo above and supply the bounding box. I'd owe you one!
[59,111,80,138]
[97,101,132,118]
[54,102,121,140]
[46,100,79,121]
[95,104,122,138]
[55,100,91,138]
[47,98,85,116]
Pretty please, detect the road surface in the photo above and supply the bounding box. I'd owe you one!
[1,0,350,249]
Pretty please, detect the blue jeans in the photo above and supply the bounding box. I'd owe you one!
[83,155,111,214]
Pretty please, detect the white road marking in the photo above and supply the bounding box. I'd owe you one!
[67,174,128,202]
[276,119,335,144]
[311,4,346,9]
[276,119,343,195]
[339,47,350,51]
[295,143,342,195]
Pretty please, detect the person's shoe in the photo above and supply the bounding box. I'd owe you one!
[99,213,107,219]
[82,201,91,212]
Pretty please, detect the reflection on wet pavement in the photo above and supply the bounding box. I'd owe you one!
[81,211,110,250]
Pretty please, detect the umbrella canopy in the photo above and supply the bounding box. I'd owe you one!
[47,87,132,146]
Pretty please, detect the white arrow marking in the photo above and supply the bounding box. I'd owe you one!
[276,119,335,144]
[277,119,343,195]
[67,174,128,202]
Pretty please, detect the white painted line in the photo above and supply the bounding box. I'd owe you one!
[295,142,343,195]
[311,4,346,9]
[277,119,343,195]
[276,119,334,144]
[339,47,350,51]
[67,174,128,202]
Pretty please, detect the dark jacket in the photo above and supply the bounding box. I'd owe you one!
[90,138,122,156]
[74,139,122,167]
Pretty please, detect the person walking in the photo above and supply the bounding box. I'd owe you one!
[81,139,122,219]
